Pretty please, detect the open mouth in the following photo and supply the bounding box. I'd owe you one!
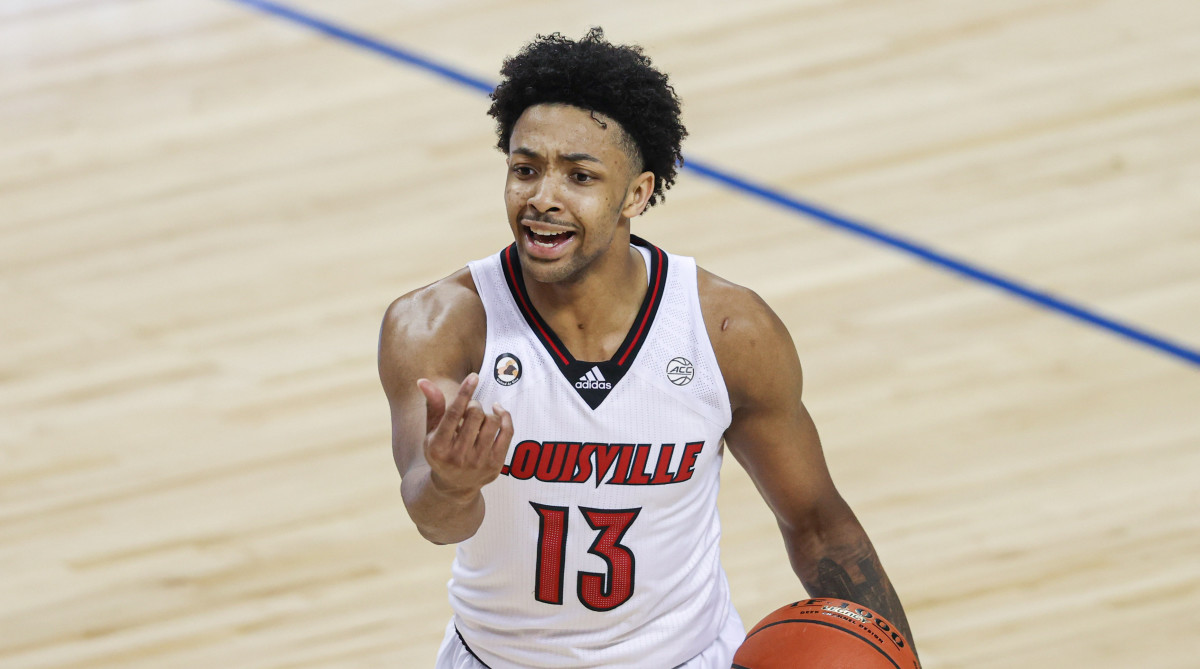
[524,225,575,249]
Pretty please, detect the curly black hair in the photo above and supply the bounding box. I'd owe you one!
[488,27,687,208]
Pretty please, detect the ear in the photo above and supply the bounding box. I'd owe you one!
[620,171,656,219]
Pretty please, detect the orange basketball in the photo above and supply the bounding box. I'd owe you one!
[733,599,920,669]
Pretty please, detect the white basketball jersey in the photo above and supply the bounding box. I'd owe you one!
[453,237,737,669]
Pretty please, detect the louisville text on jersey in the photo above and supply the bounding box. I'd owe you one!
[500,441,705,486]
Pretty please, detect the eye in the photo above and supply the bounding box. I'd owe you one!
[511,165,535,177]
[571,172,595,183]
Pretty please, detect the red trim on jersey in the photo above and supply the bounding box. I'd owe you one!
[502,245,570,366]
[618,243,665,366]
[498,237,669,410]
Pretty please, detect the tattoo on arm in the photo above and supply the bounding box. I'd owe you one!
[813,554,915,649]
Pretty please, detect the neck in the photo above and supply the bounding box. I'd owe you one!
[524,237,648,362]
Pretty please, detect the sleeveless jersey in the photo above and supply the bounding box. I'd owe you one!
[451,237,737,668]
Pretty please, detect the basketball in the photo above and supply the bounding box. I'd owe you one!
[732,599,920,669]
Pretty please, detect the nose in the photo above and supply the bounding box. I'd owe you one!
[527,174,561,213]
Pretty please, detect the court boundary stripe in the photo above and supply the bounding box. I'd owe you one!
[228,0,494,94]
[682,158,1200,368]
[225,0,1200,369]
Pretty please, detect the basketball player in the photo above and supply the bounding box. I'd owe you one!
[379,29,917,668]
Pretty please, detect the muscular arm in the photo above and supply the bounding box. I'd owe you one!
[378,269,512,545]
[701,270,917,651]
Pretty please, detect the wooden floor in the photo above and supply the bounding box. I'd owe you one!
[2,1,1198,667]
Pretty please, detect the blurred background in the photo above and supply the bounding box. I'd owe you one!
[1,1,1198,667]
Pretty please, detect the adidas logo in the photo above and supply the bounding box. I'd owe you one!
[575,366,612,390]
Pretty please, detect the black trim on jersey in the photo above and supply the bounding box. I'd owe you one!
[500,236,669,410]
[454,626,493,668]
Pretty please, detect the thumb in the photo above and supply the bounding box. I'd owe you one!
[417,379,446,434]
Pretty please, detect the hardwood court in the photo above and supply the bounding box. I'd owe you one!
[2,1,1198,667]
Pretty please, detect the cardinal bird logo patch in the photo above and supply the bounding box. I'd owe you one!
[494,353,522,386]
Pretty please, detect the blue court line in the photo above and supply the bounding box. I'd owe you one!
[229,0,494,94]
[226,0,1200,369]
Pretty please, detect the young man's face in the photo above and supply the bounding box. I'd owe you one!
[504,103,653,284]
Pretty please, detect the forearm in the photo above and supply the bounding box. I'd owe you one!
[401,464,486,545]
[783,511,917,652]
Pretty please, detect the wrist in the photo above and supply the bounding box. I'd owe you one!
[427,469,481,503]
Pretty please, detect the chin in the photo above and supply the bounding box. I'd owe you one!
[519,252,585,285]
[521,259,575,284]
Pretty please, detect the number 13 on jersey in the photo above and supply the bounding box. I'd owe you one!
[531,503,642,611]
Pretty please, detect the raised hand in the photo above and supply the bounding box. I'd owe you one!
[417,373,514,497]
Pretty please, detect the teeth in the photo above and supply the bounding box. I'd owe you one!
[527,226,570,248]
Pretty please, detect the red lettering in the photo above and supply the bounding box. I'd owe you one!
[626,445,651,484]
[557,443,582,481]
[532,504,641,612]
[510,440,707,486]
[577,507,640,611]
[594,444,622,486]
[672,441,704,482]
[531,503,568,605]
[536,442,567,481]
[608,444,635,484]
[509,440,540,480]
[649,444,676,484]
[572,443,598,483]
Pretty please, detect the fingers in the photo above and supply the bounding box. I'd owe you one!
[447,401,512,464]
[462,403,512,473]
[428,373,479,444]
[417,379,445,433]
[475,410,501,454]
[421,376,514,489]
[488,403,515,465]
[457,400,486,451]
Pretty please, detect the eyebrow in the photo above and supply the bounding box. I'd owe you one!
[512,147,604,165]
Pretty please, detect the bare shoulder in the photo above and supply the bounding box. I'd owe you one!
[378,268,486,397]
[697,267,804,410]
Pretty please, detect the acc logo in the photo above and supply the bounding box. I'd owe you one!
[494,353,522,386]
[666,357,694,386]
